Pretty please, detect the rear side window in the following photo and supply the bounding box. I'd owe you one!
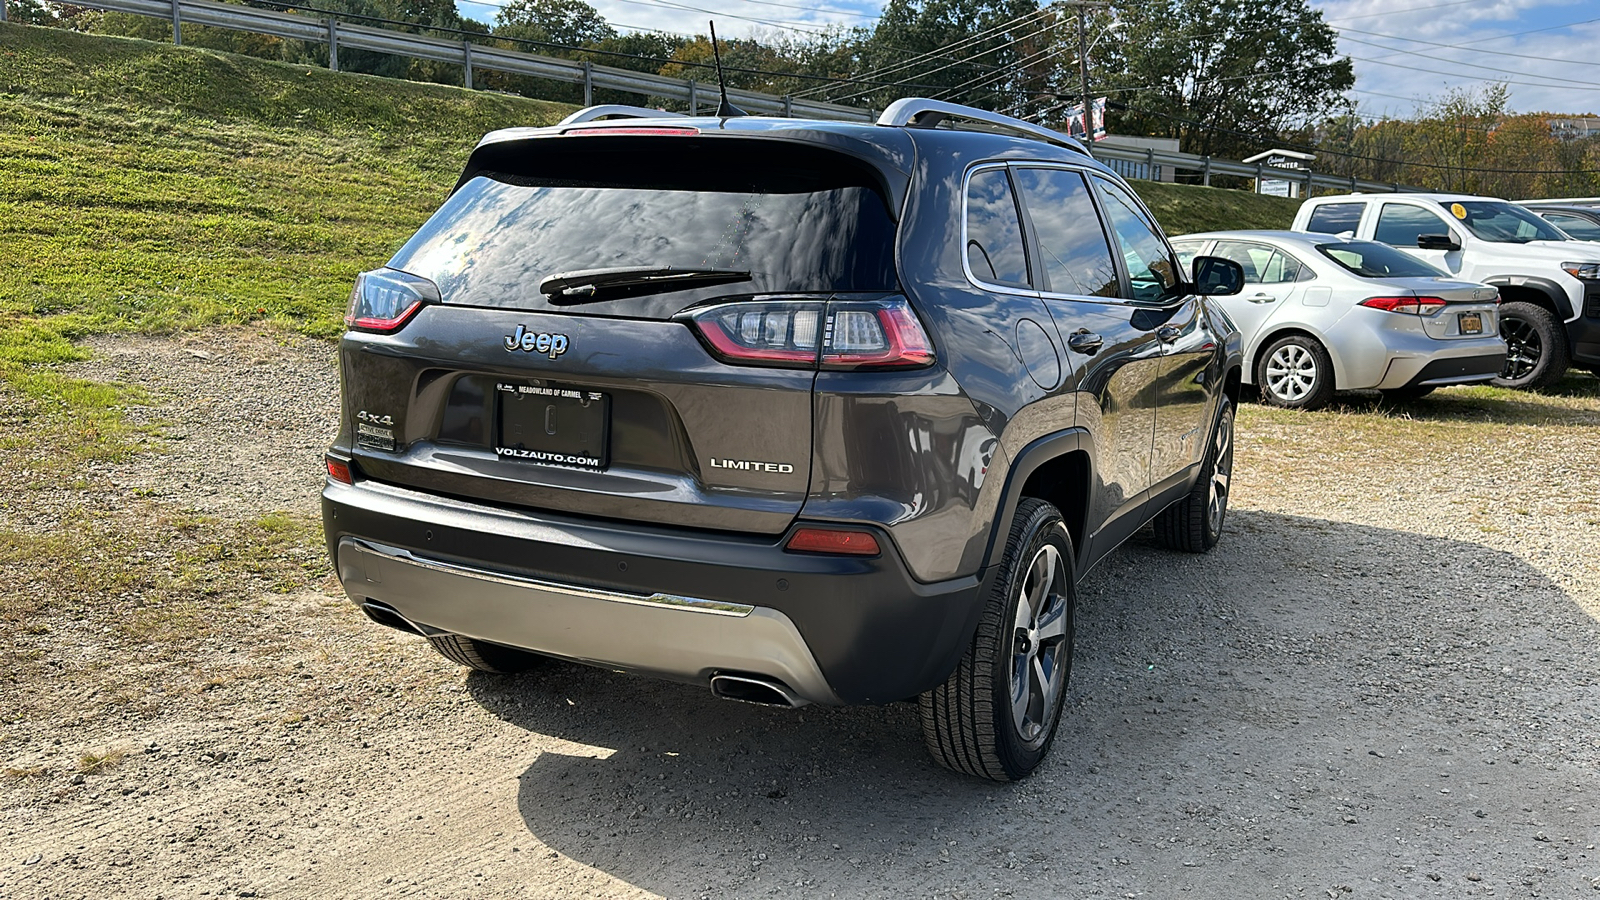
[965,168,1031,288]
[1093,177,1179,303]
[1305,202,1364,236]
[1374,204,1455,247]
[1012,167,1118,297]
[389,139,899,310]
[1211,241,1300,284]
[1545,212,1600,241]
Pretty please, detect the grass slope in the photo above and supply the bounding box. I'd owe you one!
[1135,180,1301,235]
[0,23,1297,459]
[0,23,571,458]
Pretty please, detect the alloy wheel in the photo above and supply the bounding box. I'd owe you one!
[1500,315,1543,382]
[1265,344,1318,402]
[1009,543,1070,750]
[1208,405,1234,535]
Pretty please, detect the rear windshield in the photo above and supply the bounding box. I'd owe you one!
[1315,241,1447,278]
[389,138,899,309]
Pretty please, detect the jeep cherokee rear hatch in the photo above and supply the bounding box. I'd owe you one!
[338,133,913,534]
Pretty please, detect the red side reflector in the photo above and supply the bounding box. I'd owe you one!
[784,527,881,556]
[563,126,701,137]
[326,457,353,484]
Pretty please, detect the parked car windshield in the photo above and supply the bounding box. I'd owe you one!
[390,139,899,310]
[1451,201,1567,243]
[1315,241,1448,278]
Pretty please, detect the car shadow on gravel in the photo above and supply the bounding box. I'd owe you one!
[466,509,1600,899]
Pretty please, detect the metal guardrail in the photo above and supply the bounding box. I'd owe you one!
[0,0,1420,194]
[46,0,874,121]
[1090,143,1423,194]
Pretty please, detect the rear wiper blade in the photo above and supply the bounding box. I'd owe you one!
[538,266,752,304]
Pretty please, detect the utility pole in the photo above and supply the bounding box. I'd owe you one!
[1058,1,1108,140]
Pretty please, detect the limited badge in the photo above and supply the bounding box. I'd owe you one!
[1450,202,1467,219]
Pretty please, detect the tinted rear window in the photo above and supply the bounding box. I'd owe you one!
[1315,241,1446,278]
[390,138,899,310]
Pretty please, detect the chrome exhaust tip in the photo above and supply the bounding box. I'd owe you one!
[710,673,809,708]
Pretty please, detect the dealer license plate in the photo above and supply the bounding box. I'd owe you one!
[1459,312,1483,335]
[494,382,610,470]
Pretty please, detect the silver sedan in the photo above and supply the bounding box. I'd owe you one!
[1172,230,1507,409]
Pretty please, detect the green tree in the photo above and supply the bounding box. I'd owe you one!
[493,0,614,48]
[1097,0,1354,158]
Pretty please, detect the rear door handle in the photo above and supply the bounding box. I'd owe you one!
[1156,325,1181,343]
[1066,330,1103,355]
[1247,293,1276,304]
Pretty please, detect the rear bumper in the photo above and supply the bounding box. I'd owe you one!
[322,479,988,705]
[1378,350,1506,390]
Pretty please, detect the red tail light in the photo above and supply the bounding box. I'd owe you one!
[1360,296,1448,315]
[326,456,354,484]
[687,297,935,370]
[784,527,881,556]
[822,301,937,369]
[346,269,440,333]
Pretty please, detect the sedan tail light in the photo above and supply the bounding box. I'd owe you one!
[687,297,935,370]
[346,269,440,333]
[1359,296,1448,315]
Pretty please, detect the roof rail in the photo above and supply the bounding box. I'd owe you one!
[558,105,688,126]
[877,98,1088,155]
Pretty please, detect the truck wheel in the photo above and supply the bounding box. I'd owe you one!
[920,498,1074,782]
[427,634,546,674]
[1493,302,1569,389]
[1152,395,1234,553]
[1258,335,1336,410]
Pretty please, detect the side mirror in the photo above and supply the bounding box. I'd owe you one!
[1191,256,1245,296]
[1417,233,1461,251]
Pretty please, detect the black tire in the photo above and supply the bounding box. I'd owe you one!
[1380,385,1435,402]
[1152,395,1234,553]
[427,634,546,674]
[1257,335,1336,410]
[1492,301,1569,389]
[920,498,1074,782]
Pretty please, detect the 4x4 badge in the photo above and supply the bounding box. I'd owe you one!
[504,325,570,359]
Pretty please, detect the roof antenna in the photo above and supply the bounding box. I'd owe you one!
[708,21,748,118]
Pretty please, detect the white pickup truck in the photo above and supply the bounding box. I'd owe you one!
[1292,193,1600,388]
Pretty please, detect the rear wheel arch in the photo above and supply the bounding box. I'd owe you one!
[1248,325,1343,388]
[983,429,1094,573]
[1485,278,1572,321]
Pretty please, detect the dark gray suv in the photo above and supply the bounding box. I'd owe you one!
[322,98,1245,781]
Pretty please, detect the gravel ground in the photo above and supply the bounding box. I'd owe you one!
[2,331,1599,900]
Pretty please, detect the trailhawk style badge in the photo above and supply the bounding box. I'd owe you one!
[504,325,570,359]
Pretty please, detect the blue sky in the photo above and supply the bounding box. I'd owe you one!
[455,0,1600,118]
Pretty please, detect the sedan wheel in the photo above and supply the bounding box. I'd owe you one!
[1257,335,1335,410]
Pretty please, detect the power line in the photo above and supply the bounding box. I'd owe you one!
[1320,0,1478,22]
[1338,23,1600,70]
[791,7,1049,99]
[824,14,1061,104]
[1340,49,1600,93]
